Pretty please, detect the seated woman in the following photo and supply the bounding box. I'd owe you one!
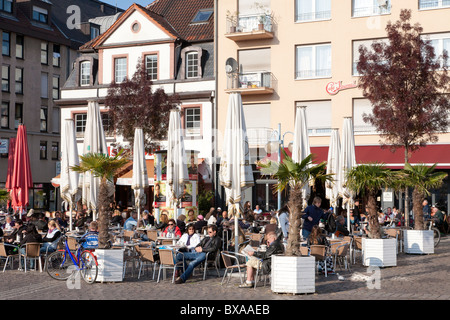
[307,225,334,275]
[40,220,62,254]
[161,219,182,238]
[154,212,169,231]
[177,224,201,252]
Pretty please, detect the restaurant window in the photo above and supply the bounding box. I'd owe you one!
[295,0,331,22]
[186,52,199,79]
[15,67,23,94]
[41,42,48,64]
[80,61,91,86]
[15,103,22,129]
[2,65,9,92]
[40,107,47,132]
[145,54,158,81]
[185,107,201,136]
[53,44,60,67]
[2,31,10,56]
[0,0,13,13]
[40,141,47,159]
[16,35,24,59]
[1,101,8,129]
[296,43,331,79]
[114,57,127,83]
[51,141,59,160]
[52,75,59,99]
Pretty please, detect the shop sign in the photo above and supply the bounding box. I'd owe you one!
[326,81,357,95]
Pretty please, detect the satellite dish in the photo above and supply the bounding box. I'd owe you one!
[225,57,238,73]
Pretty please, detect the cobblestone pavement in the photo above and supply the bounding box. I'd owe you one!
[1,236,449,302]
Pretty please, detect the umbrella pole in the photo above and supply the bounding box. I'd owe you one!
[69,202,73,231]
[234,206,239,254]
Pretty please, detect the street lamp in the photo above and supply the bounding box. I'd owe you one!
[265,123,293,211]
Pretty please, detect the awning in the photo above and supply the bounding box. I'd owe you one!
[116,159,155,186]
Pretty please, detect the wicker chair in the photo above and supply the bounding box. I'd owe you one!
[135,245,159,280]
[0,243,19,272]
[309,245,330,277]
[19,242,42,272]
[157,249,184,283]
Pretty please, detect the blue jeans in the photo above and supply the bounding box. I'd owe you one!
[176,251,206,282]
[19,248,36,269]
[302,228,311,240]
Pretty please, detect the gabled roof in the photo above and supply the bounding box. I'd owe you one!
[147,0,214,42]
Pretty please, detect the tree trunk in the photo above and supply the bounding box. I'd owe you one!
[98,177,112,249]
[404,147,410,228]
[285,184,303,256]
[367,192,381,239]
[412,188,425,230]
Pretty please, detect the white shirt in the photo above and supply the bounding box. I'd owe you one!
[177,233,201,251]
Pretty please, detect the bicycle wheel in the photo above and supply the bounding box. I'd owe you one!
[80,251,98,284]
[46,251,73,281]
[432,227,440,247]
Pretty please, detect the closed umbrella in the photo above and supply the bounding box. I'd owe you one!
[9,125,33,218]
[166,109,188,220]
[60,119,80,231]
[338,117,357,232]
[132,127,148,221]
[219,92,254,253]
[82,100,110,221]
[5,137,16,211]
[326,128,341,210]
[291,106,311,209]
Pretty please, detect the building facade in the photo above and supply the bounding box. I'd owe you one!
[216,0,450,212]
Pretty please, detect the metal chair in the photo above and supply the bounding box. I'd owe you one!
[157,249,184,283]
[202,248,221,280]
[135,245,159,280]
[0,243,19,272]
[331,242,351,272]
[310,245,330,277]
[147,230,158,242]
[352,236,363,264]
[19,242,42,272]
[123,230,135,242]
[220,251,247,285]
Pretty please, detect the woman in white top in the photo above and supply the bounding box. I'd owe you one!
[40,220,61,254]
[177,224,201,252]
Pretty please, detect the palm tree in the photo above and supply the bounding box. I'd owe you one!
[71,152,128,249]
[399,163,447,230]
[258,152,332,256]
[345,163,395,239]
[0,189,9,205]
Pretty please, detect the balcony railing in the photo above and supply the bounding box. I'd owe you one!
[226,13,274,41]
[295,10,331,22]
[419,0,450,9]
[226,71,274,95]
[352,3,391,17]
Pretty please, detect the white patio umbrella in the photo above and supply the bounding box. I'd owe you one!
[132,128,148,221]
[60,119,80,231]
[326,128,341,211]
[219,92,254,253]
[338,117,357,232]
[167,109,188,220]
[291,106,311,209]
[81,100,110,221]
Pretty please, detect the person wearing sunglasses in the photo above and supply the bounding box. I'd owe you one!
[175,225,222,284]
[162,219,182,238]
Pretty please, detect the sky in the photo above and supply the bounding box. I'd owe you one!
[100,0,156,10]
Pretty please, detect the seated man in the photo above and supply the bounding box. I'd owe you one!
[334,215,350,237]
[175,225,222,284]
[239,231,284,288]
[124,211,138,231]
[79,221,99,250]
[431,206,444,230]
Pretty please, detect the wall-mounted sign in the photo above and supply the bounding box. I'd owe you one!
[326,81,357,95]
[0,139,8,154]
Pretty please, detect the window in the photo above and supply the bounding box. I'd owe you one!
[185,107,201,136]
[296,0,331,22]
[90,26,100,40]
[32,6,48,24]
[15,103,22,129]
[53,44,60,67]
[238,48,271,88]
[51,141,59,160]
[52,107,59,133]
[52,76,59,99]
[352,38,388,75]
[1,101,8,129]
[41,42,48,64]
[192,9,213,23]
[2,65,9,92]
[419,0,450,9]
[75,113,87,133]
[114,57,127,83]
[16,35,24,59]
[80,61,91,86]
[296,101,332,136]
[41,72,48,98]
[243,103,271,147]
[15,68,23,94]
[424,33,450,68]
[296,43,331,79]
[186,52,199,78]
[101,112,112,133]
[352,0,391,17]
[39,141,47,160]
[40,107,47,132]
[353,99,377,134]
[0,0,13,13]
[2,31,10,56]
[145,54,158,80]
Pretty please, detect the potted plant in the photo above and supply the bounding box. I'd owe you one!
[258,152,331,294]
[399,163,447,254]
[72,151,129,282]
[345,163,397,267]
[226,10,238,33]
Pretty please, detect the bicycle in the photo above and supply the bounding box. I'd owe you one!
[426,219,441,248]
[45,232,98,284]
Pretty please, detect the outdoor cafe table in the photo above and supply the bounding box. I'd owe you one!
[157,236,180,246]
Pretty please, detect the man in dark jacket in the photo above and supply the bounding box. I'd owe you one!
[175,224,222,284]
[302,196,326,240]
[239,231,284,288]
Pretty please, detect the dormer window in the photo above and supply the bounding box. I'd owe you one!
[186,51,199,78]
[0,0,13,13]
[90,25,100,40]
[32,6,48,24]
[192,9,213,23]
[80,61,91,86]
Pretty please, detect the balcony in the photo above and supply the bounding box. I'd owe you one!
[225,71,274,95]
[352,2,391,17]
[225,14,274,42]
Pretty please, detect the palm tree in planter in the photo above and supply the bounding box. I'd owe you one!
[399,163,447,254]
[258,152,331,294]
[0,189,9,206]
[71,152,128,249]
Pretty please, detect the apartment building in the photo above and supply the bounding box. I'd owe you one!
[216,0,450,212]
[0,0,122,212]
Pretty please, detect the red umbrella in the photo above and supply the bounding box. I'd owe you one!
[10,125,33,214]
[5,137,16,210]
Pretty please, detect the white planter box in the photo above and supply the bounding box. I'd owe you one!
[403,230,434,254]
[95,249,124,282]
[362,238,397,267]
[271,255,315,294]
